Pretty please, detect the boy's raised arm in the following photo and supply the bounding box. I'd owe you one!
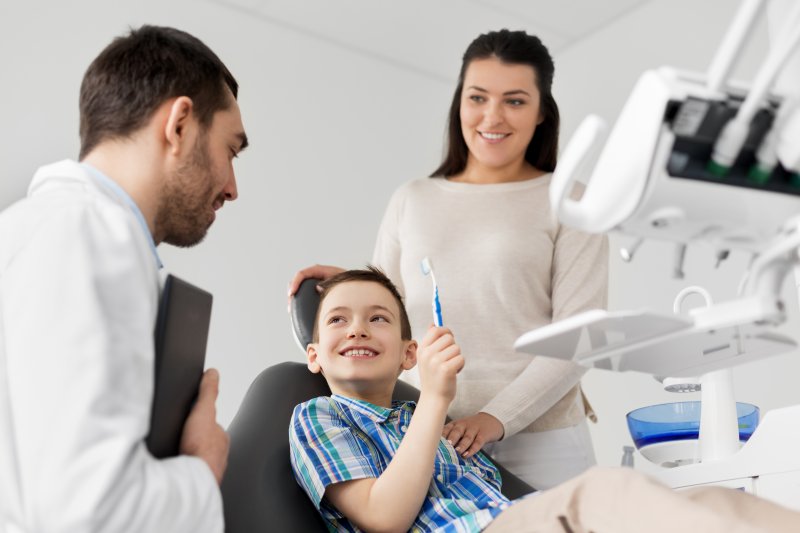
[325,326,463,533]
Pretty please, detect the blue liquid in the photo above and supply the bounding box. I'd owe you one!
[626,401,759,450]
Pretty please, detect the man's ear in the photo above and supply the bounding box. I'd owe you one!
[307,343,322,374]
[401,340,417,371]
[164,96,195,156]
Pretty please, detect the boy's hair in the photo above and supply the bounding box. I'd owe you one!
[313,266,412,342]
[79,25,239,159]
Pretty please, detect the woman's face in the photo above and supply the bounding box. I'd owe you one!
[459,57,542,172]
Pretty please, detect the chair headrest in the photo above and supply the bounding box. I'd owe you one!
[290,278,322,351]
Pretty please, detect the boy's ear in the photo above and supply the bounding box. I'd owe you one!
[400,340,417,371]
[307,344,322,374]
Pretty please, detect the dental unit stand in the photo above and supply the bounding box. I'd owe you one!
[515,0,800,510]
[668,287,740,464]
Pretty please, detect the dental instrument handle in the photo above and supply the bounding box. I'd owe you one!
[706,0,766,94]
[711,3,800,169]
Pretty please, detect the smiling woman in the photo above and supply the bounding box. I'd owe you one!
[457,58,544,182]
[289,29,609,490]
[369,29,609,490]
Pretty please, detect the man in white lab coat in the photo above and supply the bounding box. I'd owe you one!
[0,25,248,532]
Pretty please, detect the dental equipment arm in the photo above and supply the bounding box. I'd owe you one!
[522,0,800,378]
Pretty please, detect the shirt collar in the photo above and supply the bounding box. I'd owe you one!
[331,394,415,423]
[80,162,163,269]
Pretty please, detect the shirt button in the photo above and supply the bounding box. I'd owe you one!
[400,425,408,432]
[488,502,497,508]
[436,474,444,482]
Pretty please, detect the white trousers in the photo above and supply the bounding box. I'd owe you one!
[485,420,596,490]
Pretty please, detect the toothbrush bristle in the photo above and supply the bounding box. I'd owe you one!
[420,256,432,275]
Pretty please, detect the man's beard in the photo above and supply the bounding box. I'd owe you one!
[156,133,223,248]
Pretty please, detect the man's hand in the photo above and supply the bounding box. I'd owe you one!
[286,264,345,304]
[443,412,504,458]
[417,326,464,405]
[180,368,230,485]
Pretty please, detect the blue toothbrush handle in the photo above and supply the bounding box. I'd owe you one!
[433,286,443,327]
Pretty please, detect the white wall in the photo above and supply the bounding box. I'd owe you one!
[2,0,797,473]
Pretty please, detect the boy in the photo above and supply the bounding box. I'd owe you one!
[290,267,800,532]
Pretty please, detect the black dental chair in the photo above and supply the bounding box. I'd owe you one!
[220,279,536,532]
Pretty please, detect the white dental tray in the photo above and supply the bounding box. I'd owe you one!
[513,309,796,377]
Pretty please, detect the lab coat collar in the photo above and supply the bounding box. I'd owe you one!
[78,161,163,269]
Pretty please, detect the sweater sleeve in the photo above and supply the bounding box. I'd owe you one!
[551,224,609,323]
[480,225,609,438]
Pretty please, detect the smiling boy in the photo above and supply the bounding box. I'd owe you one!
[290,267,509,532]
[289,267,800,533]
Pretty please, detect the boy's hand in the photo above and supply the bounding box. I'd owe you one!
[417,325,464,404]
[443,413,504,458]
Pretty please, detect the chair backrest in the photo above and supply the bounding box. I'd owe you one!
[220,279,534,532]
[289,277,321,351]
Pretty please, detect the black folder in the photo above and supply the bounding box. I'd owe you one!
[145,274,213,458]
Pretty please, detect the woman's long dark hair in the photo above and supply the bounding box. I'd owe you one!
[431,29,559,177]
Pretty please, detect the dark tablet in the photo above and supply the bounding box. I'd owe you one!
[145,274,213,458]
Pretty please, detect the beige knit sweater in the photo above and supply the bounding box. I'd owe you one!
[372,175,608,436]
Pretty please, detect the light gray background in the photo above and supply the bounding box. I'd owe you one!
[2,0,797,469]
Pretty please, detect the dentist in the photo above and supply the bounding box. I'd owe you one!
[0,26,248,532]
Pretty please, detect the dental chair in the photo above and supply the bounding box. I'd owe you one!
[220,278,536,532]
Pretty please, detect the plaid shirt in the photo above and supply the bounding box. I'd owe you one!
[290,394,512,532]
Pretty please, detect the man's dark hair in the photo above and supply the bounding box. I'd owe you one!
[79,25,239,158]
[313,266,413,342]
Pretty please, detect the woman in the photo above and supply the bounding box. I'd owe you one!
[289,29,608,489]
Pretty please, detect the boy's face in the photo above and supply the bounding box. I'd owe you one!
[307,281,417,402]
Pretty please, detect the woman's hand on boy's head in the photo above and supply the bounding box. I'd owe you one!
[286,264,345,303]
[417,325,464,404]
[443,413,504,459]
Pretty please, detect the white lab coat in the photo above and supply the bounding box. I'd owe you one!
[0,161,223,533]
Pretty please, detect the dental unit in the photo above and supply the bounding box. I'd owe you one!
[515,0,800,510]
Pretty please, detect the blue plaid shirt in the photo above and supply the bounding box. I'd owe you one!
[289,394,512,532]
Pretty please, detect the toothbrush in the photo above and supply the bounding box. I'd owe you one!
[420,256,443,327]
